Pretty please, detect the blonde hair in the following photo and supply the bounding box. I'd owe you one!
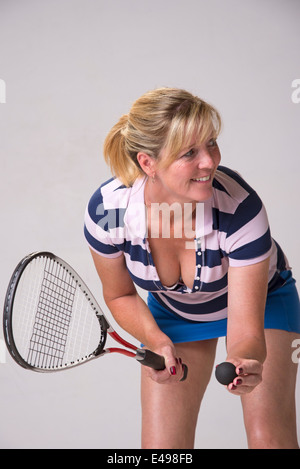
[103,87,222,187]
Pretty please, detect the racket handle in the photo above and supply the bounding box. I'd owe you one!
[136,349,188,381]
[136,349,165,370]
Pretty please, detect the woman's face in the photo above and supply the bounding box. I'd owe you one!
[154,136,221,204]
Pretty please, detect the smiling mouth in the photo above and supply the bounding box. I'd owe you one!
[191,175,211,182]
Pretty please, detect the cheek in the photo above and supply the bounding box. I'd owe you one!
[174,159,186,169]
[168,161,189,177]
[214,148,221,165]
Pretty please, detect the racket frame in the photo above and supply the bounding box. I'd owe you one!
[3,252,111,372]
[3,251,174,375]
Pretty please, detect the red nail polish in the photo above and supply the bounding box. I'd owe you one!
[236,379,242,385]
[170,366,176,375]
[238,368,243,375]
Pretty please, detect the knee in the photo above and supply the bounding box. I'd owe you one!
[247,425,299,449]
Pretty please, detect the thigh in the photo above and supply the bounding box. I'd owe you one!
[141,338,218,449]
[241,329,300,449]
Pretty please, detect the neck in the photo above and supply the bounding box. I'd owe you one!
[144,177,197,211]
[144,178,197,240]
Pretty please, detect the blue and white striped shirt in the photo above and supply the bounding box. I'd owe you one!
[84,166,289,322]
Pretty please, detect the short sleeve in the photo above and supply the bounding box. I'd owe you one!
[83,187,124,258]
[224,191,272,267]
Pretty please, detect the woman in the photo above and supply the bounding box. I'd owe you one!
[84,87,300,449]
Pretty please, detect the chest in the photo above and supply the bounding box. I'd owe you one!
[145,204,200,290]
[147,235,198,290]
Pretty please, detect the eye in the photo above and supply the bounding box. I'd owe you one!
[182,148,196,158]
[207,138,217,147]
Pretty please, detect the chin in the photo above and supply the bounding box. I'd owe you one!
[191,187,213,202]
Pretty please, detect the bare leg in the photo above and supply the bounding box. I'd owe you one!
[241,329,299,449]
[141,338,218,449]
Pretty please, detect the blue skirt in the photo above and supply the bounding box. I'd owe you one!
[147,271,300,344]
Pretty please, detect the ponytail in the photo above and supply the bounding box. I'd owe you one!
[103,114,142,187]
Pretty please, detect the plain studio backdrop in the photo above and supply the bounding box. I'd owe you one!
[0,0,299,449]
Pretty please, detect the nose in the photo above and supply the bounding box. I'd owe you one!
[197,148,215,169]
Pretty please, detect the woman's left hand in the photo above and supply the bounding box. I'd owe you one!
[226,359,263,395]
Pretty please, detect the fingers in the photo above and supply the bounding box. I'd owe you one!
[226,359,263,394]
[170,357,185,378]
[147,348,187,384]
[150,358,186,384]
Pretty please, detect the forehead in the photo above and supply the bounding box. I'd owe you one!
[180,128,215,151]
[160,118,218,165]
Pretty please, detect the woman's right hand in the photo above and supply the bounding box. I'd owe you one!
[90,251,187,384]
[145,342,186,384]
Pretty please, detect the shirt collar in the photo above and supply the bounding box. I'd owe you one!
[123,177,214,240]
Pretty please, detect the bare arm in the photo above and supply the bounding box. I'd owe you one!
[226,257,270,393]
[89,249,184,381]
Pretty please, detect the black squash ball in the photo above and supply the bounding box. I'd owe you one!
[215,362,237,385]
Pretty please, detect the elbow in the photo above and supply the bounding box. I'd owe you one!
[103,289,137,310]
[227,333,267,364]
[261,338,267,364]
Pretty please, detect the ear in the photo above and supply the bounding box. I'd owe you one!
[136,152,157,178]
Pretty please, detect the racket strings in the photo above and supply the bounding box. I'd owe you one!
[27,258,77,368]
[11,254,103,370]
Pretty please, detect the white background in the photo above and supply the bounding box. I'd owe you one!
[0,0,299,449]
